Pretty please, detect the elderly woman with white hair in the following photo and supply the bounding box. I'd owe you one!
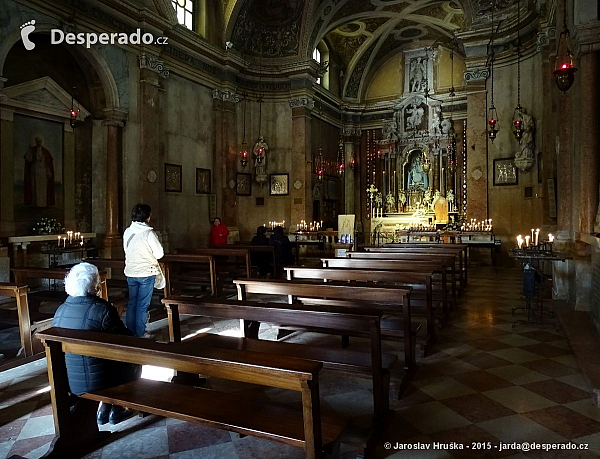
[52,262,141,426]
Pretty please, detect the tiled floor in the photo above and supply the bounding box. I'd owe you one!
[1,267,600,458]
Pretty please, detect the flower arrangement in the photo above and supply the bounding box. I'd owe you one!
[32,218,63,235]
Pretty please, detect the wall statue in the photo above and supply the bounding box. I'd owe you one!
[409,58,427,93]
[253,136,269,184]
[514,111,535,172]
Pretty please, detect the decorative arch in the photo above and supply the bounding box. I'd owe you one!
[0,24,121,109]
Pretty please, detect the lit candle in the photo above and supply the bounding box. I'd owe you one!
[548,233,555,243]
[525,235,530,247]
[531,228,534,241]
[535,229,540,246]
[63,237,67,248]
[58,235,61,246]
[517,235,523,249]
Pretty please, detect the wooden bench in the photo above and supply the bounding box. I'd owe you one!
[86,254,218,299]
[380,242,468,286]
[284,266,437,355]
[161,297,396,421]
[235,243,278,277]
[38,327,344,459]
[368,245,467,292]
[321,258,451,314]
[0,283,34,357]
[346,252,458,305]
[177,247,251,280]
[12,267,109,313]
[232,279,418,398]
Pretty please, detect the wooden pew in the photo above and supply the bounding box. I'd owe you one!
[321,258,451,314]
[235,243,278,278]
[38,327,344,459]
[232,279,418,398]
[162,297,396,421]
[380,242,468,286]
[368,244,467,291]
[1,268,108,360]
[346,252,458,305]
[178,247,252,279]
[0,283,33,357]
[284,266,437,355]
[86,254,218,298]
[12,267,109,307]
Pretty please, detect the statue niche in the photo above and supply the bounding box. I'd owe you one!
[404,149,429,191]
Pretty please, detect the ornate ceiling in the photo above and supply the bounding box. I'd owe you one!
[226,0,535,101]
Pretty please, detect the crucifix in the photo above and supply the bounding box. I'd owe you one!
[367,184,378,219]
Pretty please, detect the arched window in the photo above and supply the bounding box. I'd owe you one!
[172,0,195,30]
[313,41,330,89]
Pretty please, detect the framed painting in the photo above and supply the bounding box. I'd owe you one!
[236,173,252,196]
[165,163,182,192]
[270,173,289,196]
[493,158,518,186]
[196,168,211,194]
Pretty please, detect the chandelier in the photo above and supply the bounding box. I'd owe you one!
[70,87,79,130]
[512,0,525,142]
[487,2,499,142]
[240,95,249,168]
[553,0,577,92]
[336,139,345,176]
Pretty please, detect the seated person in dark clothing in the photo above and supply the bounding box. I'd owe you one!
[251,226,271,277]
[52,262,141,425]
[269,226,293,276]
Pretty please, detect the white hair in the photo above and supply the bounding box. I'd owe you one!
[64,262,100,297]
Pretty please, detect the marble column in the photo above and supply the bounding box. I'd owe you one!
[465,85,488,220]
[290,98,314,226]
[578,52,600,237]
[139,66,163,232]
[540,48,558,228]
[102,116,124,246]
[0,103,15,237]
[212,89,240,227]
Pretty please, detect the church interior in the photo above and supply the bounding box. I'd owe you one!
[1,0,600,457]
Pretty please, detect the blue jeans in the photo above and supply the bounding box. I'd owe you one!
[126,276,155,336]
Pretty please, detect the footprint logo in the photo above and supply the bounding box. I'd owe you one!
[20,20,36,51]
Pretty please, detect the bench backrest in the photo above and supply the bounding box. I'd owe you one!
[12,267,109,301]
[381,243,468,249]
[38,327,320,391]
[0,283,32,356]
[285,266,432,286]
[322,257,444,272]
[161,297,382,339]
[233,279,410,305]
[347,252,453,264]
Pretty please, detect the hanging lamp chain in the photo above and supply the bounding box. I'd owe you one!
[517,0,521,107]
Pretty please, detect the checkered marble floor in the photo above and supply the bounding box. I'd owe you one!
[1,267,600,458]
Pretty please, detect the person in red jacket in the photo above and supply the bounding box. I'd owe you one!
[209,217,229,245]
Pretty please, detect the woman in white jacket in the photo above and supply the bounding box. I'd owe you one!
[123,204,164,337]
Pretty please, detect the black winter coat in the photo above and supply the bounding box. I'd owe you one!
[52,295,137,396]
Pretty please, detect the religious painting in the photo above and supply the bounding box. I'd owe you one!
[493,158,518,186]
[195,168,211,194]
[236,173,252,196]
[13,114,63,223]
[165,163,182,192]
[269,173,289,196]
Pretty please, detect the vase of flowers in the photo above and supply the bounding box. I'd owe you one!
[32,218,64,235]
